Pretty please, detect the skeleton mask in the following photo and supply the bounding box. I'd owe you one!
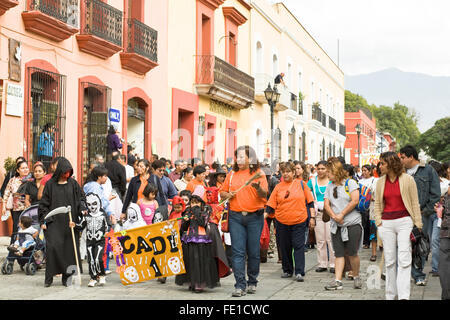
[167,257,181,274]
[123,266,139,283]
[86,193,102,217]
[127,206,139,223]
[153,210,163,224]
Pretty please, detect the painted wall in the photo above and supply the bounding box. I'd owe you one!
[0,0,169,178]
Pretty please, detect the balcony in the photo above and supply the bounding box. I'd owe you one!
[120,18,158,75]
[329,116,336,131]
[254,73,273,104]
[0,0,18,15]
[274,85,290,112]
[321,113,327,127]
[289,92,297,112]
[22,0,79,42]
[76,0,122,59]
[195,55,255,109]
[311,103,322,122]
[339,123,346,136]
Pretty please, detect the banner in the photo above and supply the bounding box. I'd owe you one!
[110,219,186,285]
[360,153,380,166]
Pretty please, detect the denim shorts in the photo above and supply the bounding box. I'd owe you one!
[331,224,362,257]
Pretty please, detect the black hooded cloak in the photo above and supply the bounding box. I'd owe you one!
[38,157,86,279]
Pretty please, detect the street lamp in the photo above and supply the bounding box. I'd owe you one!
[355,123,361,167]
[264,83,280,164]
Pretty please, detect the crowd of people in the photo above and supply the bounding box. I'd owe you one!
[0,143,449,300]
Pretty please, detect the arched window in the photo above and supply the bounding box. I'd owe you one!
[272,54,278,79]
[256,41,263,74]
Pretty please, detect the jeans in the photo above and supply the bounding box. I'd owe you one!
[229,210,264,290]
[439,238,450,300]
[378,216,413,300]
[276,219,307,276]
[411,213,440,281]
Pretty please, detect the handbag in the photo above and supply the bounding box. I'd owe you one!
[321,210,331,223]
[260,219,270,250]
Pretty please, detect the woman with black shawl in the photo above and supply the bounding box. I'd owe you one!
[38,157,87,287]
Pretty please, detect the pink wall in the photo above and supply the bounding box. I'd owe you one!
[0,0,170,183]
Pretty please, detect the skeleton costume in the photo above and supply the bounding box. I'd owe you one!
[79,193,111,280]
[121,203,146,230]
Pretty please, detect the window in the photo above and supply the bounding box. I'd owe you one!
[26,67,66,166]
[272,54,278,79]
[256,41,263,74]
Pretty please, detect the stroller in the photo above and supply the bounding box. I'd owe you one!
[1,205,45,276]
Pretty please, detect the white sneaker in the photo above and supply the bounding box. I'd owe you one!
[98,276,106,286]
[88,279,97,287]
[105,270,112,275]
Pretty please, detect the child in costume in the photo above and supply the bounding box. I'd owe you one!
[78,192,111,287]
[205,187,231,278]
[169,196,186,229]
[137,183,159,225]
[175,195,219,292]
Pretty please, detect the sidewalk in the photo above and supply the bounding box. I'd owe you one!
[0,236,442,300]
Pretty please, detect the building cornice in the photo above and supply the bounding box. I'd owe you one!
[222,6,248,26]
[198,0,225,10]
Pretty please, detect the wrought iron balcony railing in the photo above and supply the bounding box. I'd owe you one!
[195,55,255,103]
[329,116,336,131]
[28,0,78,26]
[321,113,327,127]
[125,18,157,62]
[339,123,346,136]
[311,104,322,121]
[290,92,297,112]
[82,0,122,46]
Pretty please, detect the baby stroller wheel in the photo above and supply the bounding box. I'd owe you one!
[25,263,37,276]
[2,260,13,275]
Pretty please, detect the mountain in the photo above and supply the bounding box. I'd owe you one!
[345,68,450,133]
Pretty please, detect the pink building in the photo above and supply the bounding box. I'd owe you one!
[344,109,377,166]
[0,0,169,236]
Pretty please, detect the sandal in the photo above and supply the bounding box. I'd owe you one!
[370,255,377,262]
[346,272,354,280]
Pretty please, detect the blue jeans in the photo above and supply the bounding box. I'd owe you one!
[229,210,264,290]
[276,219,307,276]
[411,213,440,280]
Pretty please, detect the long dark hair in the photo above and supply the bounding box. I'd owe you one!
[232,145,260,174]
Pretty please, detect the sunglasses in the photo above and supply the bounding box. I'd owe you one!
[333,186,338,199]
[284,190,290,199]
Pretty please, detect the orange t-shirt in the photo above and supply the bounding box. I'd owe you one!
[219,168,268,212]
[186,179,207,201]
[137,176,149,202]
[267,179,314,225]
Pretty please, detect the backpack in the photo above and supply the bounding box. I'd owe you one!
[344,178,372,212]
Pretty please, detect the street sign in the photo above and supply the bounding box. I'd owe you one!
[109,108,121,123]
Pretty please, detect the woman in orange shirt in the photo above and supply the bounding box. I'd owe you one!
[185,165,208,201]
[267,162,316,282]
[220,145,268,297]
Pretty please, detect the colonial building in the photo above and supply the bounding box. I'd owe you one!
[0,0,167,183]
[245,0,346,164]
[344,109,377,166]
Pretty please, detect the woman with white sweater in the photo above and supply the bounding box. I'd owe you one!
[374,152,422,300]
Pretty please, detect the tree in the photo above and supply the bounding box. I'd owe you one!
[417,117,450,162]
[344,90,421,148]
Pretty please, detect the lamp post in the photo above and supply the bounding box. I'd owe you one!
[264,83,280,165]
[355,123,361,167]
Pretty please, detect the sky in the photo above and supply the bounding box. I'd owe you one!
[278,0,450,77]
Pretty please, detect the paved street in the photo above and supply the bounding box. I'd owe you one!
[0,236,442,300]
